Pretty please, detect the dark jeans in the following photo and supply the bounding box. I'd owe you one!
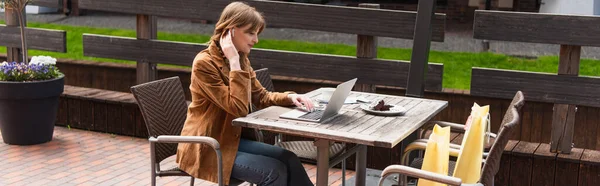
[231,139,313,186]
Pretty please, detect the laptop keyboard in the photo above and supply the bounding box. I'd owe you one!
[298,110,324,120]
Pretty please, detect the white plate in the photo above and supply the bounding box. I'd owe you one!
[360,104,406,116]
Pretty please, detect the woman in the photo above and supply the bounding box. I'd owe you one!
[176,2,315,186]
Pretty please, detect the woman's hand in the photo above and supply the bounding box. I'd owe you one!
[220,29,241,71]
[287,94,315,112]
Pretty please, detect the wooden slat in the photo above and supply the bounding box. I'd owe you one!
[510,141,539,186]
[578,149,600,186]
[30,0,63,9]
[531,143,557,186]
[250,49,443,91]
[121,104,137,136]
[554,148,583,185]
[135,108,149,138]
[106,103,122,135]
[0,25,66,52]
[593,108,600,150]
[79,0,445,41]
[56,97,68,126]
[531,103,544,143]
[83,34,204,66]
[471,68,600,107]
[64,87,93,129]
[79,99,94,130]
[93,101,107,132]
[67,98,81,129]
[520,102,533,141]
[474,10,600,47]
[495,140,518,186]
[574,106,589,149]
[541,103,554,143]
[83,34,444,91]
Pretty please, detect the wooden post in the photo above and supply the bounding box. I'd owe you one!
[69,0,81,16]
[478,0,490,52]
[355,3,379,93]
[405,0,436,98]
[62,0,69,15]
[550,45,581,154]
[4,5,24,62]
[136,15,157,84]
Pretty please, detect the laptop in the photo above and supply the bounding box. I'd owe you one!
[279,78,357,123]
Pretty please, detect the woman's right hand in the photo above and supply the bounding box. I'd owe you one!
[220,29,241,71]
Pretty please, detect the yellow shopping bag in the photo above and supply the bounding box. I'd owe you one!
[452,103,490,184]
[418,124,451,186]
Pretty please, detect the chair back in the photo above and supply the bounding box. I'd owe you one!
[480,91,525,185]
[130,77,188,163]
[249,68,274,143]
[255,68,275,92]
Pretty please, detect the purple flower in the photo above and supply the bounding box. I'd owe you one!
[0,56,62,81]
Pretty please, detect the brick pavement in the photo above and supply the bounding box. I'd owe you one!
[0,127,354,186]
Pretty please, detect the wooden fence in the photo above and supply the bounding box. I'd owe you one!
[471,10,600,153]
[77,0,446,93]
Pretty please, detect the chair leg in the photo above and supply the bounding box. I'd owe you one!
[150,141,157,186]
[190,176,195,186]
[342,159,346,186]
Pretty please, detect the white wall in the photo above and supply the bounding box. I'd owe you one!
[540,0,595,15]
[0,5,57,14]
[595,0,600,15]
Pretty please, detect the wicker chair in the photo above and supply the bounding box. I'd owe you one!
[131,77,224,186]
[252,68,349,185]
[380,91,524,186]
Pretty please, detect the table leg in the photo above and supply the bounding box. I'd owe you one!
[315,139,331,186]
[355,145,367,186]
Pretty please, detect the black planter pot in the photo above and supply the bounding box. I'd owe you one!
[0,75,64,145]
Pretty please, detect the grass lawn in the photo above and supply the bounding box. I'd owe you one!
[1,21,600,90]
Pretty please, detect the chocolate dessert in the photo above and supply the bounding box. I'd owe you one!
[373,100,392,111]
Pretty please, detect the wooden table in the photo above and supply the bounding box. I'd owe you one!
[232,88,448,186]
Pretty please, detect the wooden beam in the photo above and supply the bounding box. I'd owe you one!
[82,34,444,91]
[135,15,158,84]
[0,25,67,53]
[4,7,22,62]
[78,0,445,41]
[551,104,577,153]
[406,0,436,98]
[474,10,600,46]
[550,45,581,154]
[471,67,600,108]
[355,3,380,93]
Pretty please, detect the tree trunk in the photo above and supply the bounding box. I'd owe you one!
[17,4,28,63]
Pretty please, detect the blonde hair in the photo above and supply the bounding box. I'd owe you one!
[208,2,265,61]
